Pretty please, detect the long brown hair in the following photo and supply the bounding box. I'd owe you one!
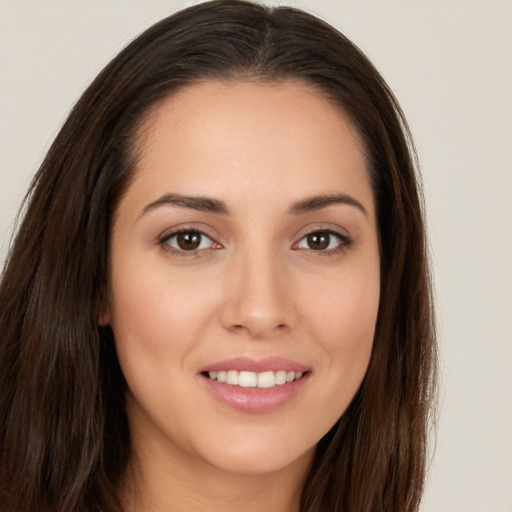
[0,1,437,510]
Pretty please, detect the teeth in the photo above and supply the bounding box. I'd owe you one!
[226,370,239,385]
[258,371,275,388]
[275,370,287,385]
[239,371,257,388]
[207,369,305,388]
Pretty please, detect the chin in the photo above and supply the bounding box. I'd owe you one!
[206,443,315,477]
[189,425,318,477]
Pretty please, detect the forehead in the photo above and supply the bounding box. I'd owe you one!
[124,80,374,217]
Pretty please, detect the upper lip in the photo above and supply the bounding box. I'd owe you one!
[199,356,310,374]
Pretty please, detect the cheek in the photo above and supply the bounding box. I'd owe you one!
[326,285,379,352]
[300,262,380,403]
[304,261,380,349]
[107,260,219,373]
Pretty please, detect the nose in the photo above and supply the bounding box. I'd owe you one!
[220,247,297,339]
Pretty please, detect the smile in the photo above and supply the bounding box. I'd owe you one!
[206,370,304,388]
[199,357,311,412]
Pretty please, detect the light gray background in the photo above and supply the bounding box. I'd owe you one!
[1,1,511,511]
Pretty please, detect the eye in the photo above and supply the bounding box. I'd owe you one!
[160,230,218,253]
[296,230,351,252]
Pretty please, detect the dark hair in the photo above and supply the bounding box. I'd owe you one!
[0,1,437,511]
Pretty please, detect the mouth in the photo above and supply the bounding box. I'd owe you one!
[201,369,306,388]
[198,357,311,413]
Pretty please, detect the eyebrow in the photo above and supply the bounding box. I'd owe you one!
[289,193,368,217]
[141,192,367,217]
[142,193,230,215]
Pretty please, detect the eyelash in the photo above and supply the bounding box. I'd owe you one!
[295,229,353,256]
[157,227,353,257]
[157,227,219,257]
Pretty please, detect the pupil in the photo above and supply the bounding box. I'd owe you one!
[307,232,329,250]
[177,232,201,250]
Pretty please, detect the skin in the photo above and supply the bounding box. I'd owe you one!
[102,80,381,511]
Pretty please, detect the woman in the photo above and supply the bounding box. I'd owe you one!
[0,1,437,511]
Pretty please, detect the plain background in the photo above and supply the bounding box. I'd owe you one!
[1,1,511,510]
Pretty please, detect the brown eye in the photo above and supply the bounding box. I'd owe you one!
[163,230,215,252]
[176,232,202,250]
[306,232,330,250]
[296,230,349,252]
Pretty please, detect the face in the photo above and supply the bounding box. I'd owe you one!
[103,81,380,478]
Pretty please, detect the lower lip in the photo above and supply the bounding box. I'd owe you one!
[199,373,310,413]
